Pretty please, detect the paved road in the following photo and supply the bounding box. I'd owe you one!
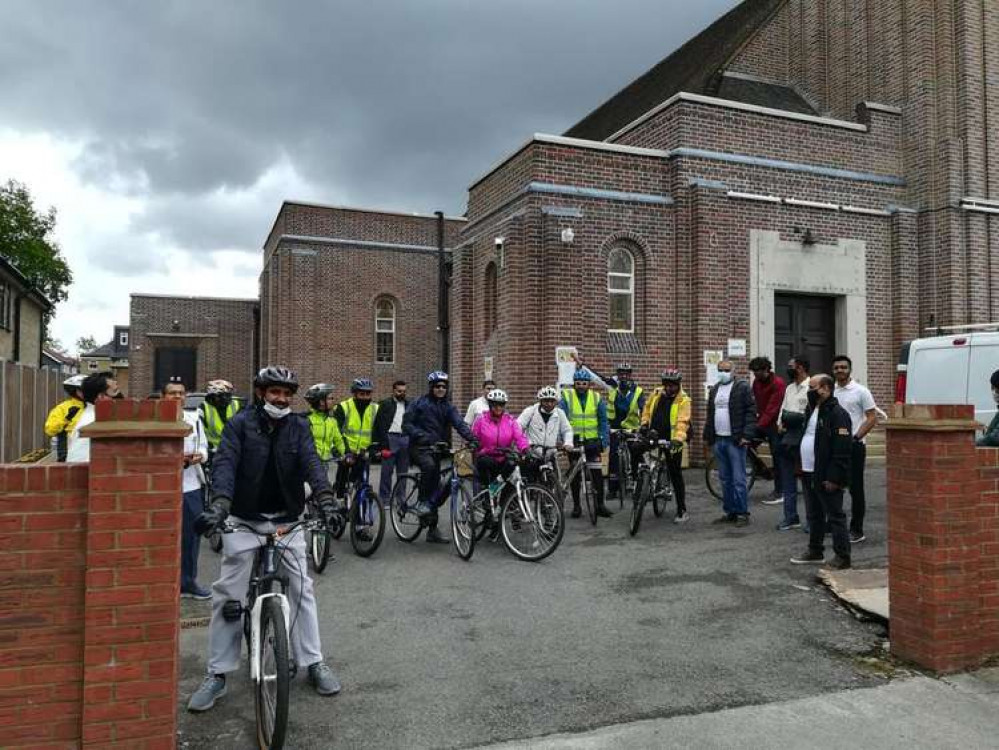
[178,468,890,749]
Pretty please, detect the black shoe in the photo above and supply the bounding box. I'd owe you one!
[596,505,613,518]
[850,531,866,544]
[733,514,750,527]
[711,514,735,524]
[425,526,449,544]
[570,505,582,519]
[790,550,825,565]
[827,555,852,570]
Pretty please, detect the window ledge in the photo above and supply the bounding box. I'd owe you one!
[606,332,645,354]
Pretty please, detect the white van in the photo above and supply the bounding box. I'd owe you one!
[897,327,998,429]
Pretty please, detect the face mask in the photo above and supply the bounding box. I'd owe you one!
[263,402,291,419]
[807,390,819,408]
[717,372,733,385]
[786,368,797,381]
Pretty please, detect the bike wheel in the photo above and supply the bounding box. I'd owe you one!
[500,485,563,562]
[617,445,631,509]
[583,473,597,526]
[705,453,723,500]
[451,482,476,561]
[470,489,492,542]
[652,464,669,518]
[630,472,648,536]
[390,474,424,542]
[309,526,332,574]
[254,597,290,750]
[349,488,385,558]
[746,457,758,494]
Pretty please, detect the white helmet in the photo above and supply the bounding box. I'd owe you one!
[485,388,508,404]
[536,386,559,401]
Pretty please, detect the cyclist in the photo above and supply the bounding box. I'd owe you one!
[560,369,611,518]
[402,371,476,543]
[303,382,345,483]
[188,365,341,712]
[332,378,379,500]
[471,389,529,489]
[44,374,86,462]
[639,368,692,523]
[518,386,573,475]
[200,379,241,455]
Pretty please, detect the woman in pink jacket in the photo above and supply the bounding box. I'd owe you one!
[471,388,529,489]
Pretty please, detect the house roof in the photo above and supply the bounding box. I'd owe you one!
[42,348,77,366]
[715,74,816,115]
[81,341,115,358]
[564,0,788,141]
[0,252,54,310]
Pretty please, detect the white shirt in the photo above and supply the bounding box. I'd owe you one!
[779,379,809,423]
[714,382,734,436]
[388,399,406,434]
[65,403,96,463]
[800,410,819,472]
[181,410,209,493]
[834,380,876,443]
[465,396,489,427]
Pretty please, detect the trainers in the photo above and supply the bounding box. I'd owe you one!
[826,555,852,570]
[733,514,750,528]
[673,512,690,525]
[307,662,342,696]
[790,550,825,565]
[425,526,449,544]
[776,519,801,531]
[181,584,212,601]
[711,514,735,524]
[187,674,226,712]
[850,532,866,544]
[761,496,784,506]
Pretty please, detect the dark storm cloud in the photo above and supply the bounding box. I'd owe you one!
[3,0,739,248]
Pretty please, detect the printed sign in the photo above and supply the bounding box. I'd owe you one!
[556,346,579,386]
[484,357,493,381]
[727,338,747,357]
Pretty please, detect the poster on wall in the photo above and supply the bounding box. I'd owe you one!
[484,356,494,381]
[556,347,579,386]
[703,349,724,399]
[727,338,747,358]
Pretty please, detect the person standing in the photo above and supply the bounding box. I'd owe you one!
[200,380,241,456]
[561,369,612,518]
[776,356,810,530]
[45,374,86,461]
[977,369,999,446]
[162,378,210,600]
[65,372,118,463]
[790,374,853,569]
[639,368,691,523]
[464,379,497,427]
[303,383,345,482]
[832,355,878,544]
[749,357,786,505]
[703,361,757,527]
[332,378,378,500]
[374,380,411,507]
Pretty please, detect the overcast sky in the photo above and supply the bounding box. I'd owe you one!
[1,0,738,354]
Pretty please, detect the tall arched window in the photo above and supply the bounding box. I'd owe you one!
[484,262,498,336]
[607,247,634,332]
[375,298,395,363]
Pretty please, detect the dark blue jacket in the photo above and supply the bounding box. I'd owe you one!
[403,394,474,448]
[211,406,332,521]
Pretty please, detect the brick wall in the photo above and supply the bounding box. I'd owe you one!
[0,398,188,748]
[885,403,999,673]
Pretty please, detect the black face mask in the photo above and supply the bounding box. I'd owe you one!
[786,368,797,381]
[807,389,820,408]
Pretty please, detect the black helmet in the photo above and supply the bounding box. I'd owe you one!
[991,369,999,390]
[351,377,374,392]
[304,382,335,407]
[254,365,299,393]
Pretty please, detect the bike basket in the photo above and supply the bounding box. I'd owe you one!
[455,449,475,478]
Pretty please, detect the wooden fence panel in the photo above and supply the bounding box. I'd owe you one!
[0,361,66,463]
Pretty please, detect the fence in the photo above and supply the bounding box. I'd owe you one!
[0,359,63,463]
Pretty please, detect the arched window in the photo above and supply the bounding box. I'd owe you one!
[607,247,634,332]
[484,262,498,336]
[375,298,395,363]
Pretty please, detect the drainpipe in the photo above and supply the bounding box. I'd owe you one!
[436,210,449,372]
[12,293,22,363]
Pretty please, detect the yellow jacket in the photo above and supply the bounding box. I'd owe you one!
[45,397,85,438]
[640,387,692,443]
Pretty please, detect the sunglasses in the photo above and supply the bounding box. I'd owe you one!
[432,383,448,389]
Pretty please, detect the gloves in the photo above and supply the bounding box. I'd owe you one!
[344,452,357,465]
[670,440,684,455]
[194,497,231,537]
[317,491,338,527]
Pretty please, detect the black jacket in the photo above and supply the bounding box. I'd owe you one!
[703,379,758,444]
[403,393,474,449]
[210,406,332,521]
[803,396,853,487]
[373,396,410,445]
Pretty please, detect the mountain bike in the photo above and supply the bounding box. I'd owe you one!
[304,497,342,574]
[220,518,321,750]
[390,443,477,560]
[556,442,601,525]
[530,444,564,509]
[342,453,385,557]
[705,441,767,499]
[468,450,564,562]
[610,428,634,508]
[629,431,674,537]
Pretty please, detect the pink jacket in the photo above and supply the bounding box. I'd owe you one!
[472,411,529,461]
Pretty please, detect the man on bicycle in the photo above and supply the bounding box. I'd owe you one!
[639,368,692,523]
[518,386,573,478]
[188,366,341,712]
[403,371,476,543]
[332,378,379,501]
[303,382,345,483]
[561,369,611,518]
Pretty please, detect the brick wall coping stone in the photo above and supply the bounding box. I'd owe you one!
[885,403,982,432]
[130,292,259,302]
[277,233,447,255]
[278,199,467,222]
[79,421,191,439]
[145,332,221,338]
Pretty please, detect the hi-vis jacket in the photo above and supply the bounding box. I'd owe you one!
[640,387,693,443]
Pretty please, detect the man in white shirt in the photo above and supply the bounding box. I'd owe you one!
[65,372,118,463]
[464,379,496,427]
[163,379,210,600]
[374,380,411,507]
[832,355,878,544]
[775,356,810,531]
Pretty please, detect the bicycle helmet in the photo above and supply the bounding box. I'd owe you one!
[536,385,559,401]
[485,388,508,404]
[426,370,449,384]
[304,382,335,406]
[253,365,299,393]
[206,379,235,395]
[661,368,683,383]
[572,369,592,383]
[615,362,633,373]
[63,374,85,396]
[351,377,374,392]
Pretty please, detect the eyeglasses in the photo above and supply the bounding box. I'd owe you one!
[432,383,448,389]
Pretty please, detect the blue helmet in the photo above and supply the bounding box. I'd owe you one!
[426,371,449,384]
[351,378,373,392]
[572,369,592,382]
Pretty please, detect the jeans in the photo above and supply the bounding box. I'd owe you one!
[181,487,204,591]
[849,440,867,534]
[779,443,800,524]
[803,474,851,559]
[713,437,748,516]
[378,433,410,504]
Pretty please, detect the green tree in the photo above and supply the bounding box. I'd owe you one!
[75,335,98,354]
[0,179,72,305]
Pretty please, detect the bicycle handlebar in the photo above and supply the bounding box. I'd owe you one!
[222,518,322,537]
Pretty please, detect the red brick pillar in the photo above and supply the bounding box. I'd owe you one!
[79,399,189,748]
[885,403,991,672]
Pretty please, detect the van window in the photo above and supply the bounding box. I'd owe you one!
[907,344,970,405]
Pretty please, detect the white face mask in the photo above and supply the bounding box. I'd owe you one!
[263,402,291,419]
[717,371,733,385]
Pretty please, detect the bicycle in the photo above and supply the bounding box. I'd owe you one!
[628,431,675,537]
[610,428,634,508]
[390,443,477,560]
[303,496,343,574]
[553,442,602,525]
[705,441,769,499]
[468,449,564,562]
[342,452,386,558]
[219,517,321,750]
[529,444,565,509]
